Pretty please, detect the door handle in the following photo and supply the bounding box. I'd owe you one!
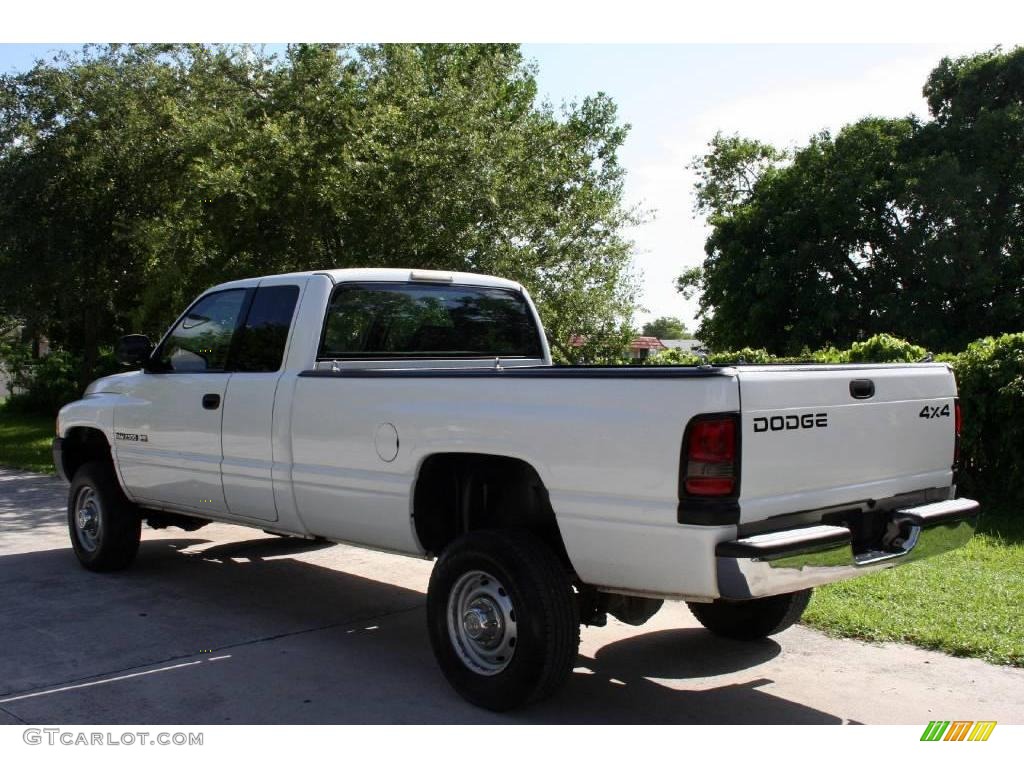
[202,393,221,410]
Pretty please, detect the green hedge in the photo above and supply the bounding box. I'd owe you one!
[949,334,1024,504]
[648,332,1024,504]
[0,341,119,417]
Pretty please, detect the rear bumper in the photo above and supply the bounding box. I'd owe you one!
[716,497,980,599]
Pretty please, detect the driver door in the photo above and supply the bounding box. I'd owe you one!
[114,288,249,515]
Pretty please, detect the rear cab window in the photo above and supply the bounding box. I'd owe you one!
[319,282,543,360]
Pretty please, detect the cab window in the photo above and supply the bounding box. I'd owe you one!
[154,289,248,372]
[319,283,543,359]
[231,285,300,372]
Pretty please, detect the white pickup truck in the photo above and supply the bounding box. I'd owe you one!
[54,268,979,710]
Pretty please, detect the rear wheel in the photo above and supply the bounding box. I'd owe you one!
[686,589,812,640]
[68,461,141,572]
[426,530,579,711]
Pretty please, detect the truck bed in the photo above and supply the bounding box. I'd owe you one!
[287,361,957,598]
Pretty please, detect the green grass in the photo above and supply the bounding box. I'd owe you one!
[803,509,1024,666]
[0,405,55,473]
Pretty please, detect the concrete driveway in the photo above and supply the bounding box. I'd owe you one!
[1,467,1021,725]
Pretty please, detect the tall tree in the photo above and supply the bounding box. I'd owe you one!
[683,47,1024,354]
[641,316,689,339]
[0,44,640,384]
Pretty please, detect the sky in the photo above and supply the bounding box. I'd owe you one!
[0,42,999,331]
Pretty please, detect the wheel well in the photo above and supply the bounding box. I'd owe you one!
[413,453,569,565]
[61,427,113,480]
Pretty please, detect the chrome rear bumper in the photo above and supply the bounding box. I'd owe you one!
[716,497,980,600]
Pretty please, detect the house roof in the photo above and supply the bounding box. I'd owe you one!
[629,336,667,351]
[568,335,667,351]
[661,338,703,352]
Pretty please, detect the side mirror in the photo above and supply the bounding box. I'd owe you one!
[115,334,153,368]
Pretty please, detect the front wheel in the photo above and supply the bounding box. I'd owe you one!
[68,461,141,572]
[426,530,580,711]
[686,589,812,640]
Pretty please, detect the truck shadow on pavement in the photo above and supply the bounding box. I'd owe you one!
[0,535,841,725]
[531,633,830,724]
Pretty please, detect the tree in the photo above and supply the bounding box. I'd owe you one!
[0,44,641,388]
[641,316,689,339]
[0,45,200,379]
[682,47,1024,354]
[691,132,787,216]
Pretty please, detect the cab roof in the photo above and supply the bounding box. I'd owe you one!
[206,268,525,294]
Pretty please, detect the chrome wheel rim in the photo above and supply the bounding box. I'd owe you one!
[73,486,102,553]
[447,569,517,676]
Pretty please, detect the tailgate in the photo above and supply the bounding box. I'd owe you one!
[736,363,957,524]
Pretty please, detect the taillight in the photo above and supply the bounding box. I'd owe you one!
[954,398,962,466]
[683,415,738,496]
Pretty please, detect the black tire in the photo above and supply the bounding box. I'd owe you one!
[686,589,812,640]
[426,530,580,711]
[67,460,141,572]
